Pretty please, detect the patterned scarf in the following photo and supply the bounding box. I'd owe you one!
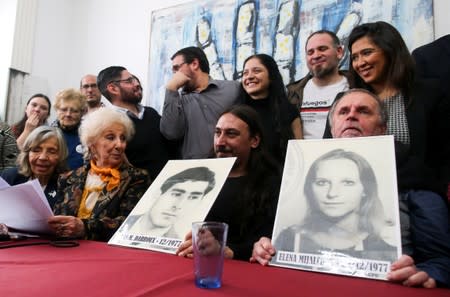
[89,160,120,191]
[77,161,121,219]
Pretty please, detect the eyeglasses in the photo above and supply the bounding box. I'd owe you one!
[111,77,138,85]
[81,83,98,90]
[172,62,187,73]
[58,107,81,114]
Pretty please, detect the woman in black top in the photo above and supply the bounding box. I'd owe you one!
[241,54,301,164]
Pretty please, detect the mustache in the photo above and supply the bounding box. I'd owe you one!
[311,57,326,64]
[215,146,233,154]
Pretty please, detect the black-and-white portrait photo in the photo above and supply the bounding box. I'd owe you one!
[108,158,235,254]
[121,166,216,238]
[271,137,401,279]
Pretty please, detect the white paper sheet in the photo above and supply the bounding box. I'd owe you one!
[0,177,10,189]
[0,178,53,234]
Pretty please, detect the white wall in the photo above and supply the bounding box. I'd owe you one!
[433,0,449,39]
[4,0,450,123]
[28,0,189,122]
[0,0,17,120]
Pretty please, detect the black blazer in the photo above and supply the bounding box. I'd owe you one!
[413,35,450,82]
[410,78,450,196]
[0,167,59,209]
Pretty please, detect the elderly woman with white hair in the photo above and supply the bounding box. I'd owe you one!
[1,126,68,208]
[48,108,151,241]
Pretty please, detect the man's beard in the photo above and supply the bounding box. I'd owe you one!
[215,146,240,169]
[215,146,233,156]
[181,71,196,93]
[312,64,336,79]
[120,89,142,104]
[182,81,196,93]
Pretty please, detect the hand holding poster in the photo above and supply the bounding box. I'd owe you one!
[108,158,235,254]
[270,136,401,280]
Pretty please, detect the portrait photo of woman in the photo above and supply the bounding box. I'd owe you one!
[275,148,398,262]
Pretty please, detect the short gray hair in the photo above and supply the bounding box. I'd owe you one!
[17,126,68,176]
[54,88,87,112]
[328,88,388,130]
[79,108,134,160]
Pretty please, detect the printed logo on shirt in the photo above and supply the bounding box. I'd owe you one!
[301,100,331,112]
[302,100,328,107]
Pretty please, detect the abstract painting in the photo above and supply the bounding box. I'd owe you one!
[147,0,434,112]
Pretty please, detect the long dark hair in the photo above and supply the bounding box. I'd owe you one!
[348,21,415,100]
[242,54,293,160]
[221,105,281,235]
[12,93,51,138]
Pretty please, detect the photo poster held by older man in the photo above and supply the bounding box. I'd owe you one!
[108,157,236,254]
[271,136,401,280]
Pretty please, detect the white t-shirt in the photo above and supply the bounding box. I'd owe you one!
[301,77,349,139]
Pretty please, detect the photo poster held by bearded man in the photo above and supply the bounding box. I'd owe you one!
[108,157,236,254]
[271,136,401,280]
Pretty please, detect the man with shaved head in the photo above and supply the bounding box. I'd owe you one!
[80,74,103,113]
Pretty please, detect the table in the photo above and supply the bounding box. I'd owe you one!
[0,240,448,297]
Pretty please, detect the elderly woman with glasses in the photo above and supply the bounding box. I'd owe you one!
[1,126,68,208]
[47,108,151,241]
[51,88,87,170]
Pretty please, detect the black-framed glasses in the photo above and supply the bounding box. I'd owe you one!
[111,77,138,85]
[172,62,187,73]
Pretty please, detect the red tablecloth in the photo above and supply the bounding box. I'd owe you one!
[0,240,447,297]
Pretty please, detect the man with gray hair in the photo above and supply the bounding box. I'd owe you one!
[331,89,450,287]
[328,88,388,138]
[252,89,450,288]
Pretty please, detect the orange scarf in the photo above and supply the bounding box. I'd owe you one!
[89,160,120,191]
[77,161,121,219]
